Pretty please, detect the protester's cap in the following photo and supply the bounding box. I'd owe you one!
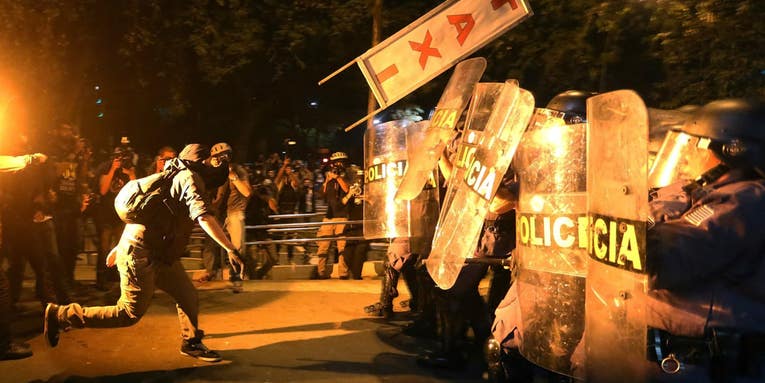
[329,151,348,162]
[179,144,210,163]
[211,142,233,156]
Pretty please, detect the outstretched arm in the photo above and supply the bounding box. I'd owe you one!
[197,213,244,271]
[0,153,46,173]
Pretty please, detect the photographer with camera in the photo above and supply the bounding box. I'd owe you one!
[340,166,368,279]
[94,146,139,290]
[275,157,303,264]
[315,151,351,279]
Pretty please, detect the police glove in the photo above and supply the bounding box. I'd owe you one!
[649,181,690,224]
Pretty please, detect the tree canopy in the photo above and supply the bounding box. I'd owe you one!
[0,0,762,156]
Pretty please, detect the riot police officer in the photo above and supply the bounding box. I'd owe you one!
[644,99,765,382]
[487,90,596,383]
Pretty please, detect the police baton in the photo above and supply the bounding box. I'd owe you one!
[463,256,512,267]
[419,254,513,268]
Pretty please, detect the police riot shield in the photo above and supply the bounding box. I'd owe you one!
[585,90,649,383]
[364,119,431,239]
[513,108,587,376]
[438,83,505,226]
[405,121,441,247]
[426,80,534,289]
[395,57,486,201]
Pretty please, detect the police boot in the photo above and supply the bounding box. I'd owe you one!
[380,265,400,318]
[401,255,419,312]
[365,265,398,318]
[417,297,467,369]
[403,264,438,338]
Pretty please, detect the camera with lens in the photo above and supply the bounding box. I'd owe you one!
[329,162,346,177]
[118,153,134,169]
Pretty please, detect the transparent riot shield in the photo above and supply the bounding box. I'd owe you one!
[395,57,486,201]
[438,83,505,225]
[406,122,441,245]
[585,90,649,383]
[513,109,587,376]
[426,80,534,289]
[364,120,430,239]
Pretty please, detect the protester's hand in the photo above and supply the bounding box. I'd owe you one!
[283,157,291,166]
[227,249,245,277]
[110,158,121,171]
[106,247,118,267]
[80,193,92,212]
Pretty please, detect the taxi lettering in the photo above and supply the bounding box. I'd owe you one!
[589,214,646,273]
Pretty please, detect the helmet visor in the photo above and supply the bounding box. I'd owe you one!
[648,130,716,188]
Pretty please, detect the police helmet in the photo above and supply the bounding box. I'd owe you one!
[545,90,597,124]
[683,99,765,174]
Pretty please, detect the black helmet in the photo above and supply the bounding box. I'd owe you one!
[545,90,597,124]
[683,99,765,175]
[682,99,765,143]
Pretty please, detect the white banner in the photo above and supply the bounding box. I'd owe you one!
[320,0,533,131]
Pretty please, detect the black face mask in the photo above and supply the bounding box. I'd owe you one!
[186,161,228,189]
[200,164,230,189]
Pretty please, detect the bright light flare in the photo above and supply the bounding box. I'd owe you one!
[536,119,568,159]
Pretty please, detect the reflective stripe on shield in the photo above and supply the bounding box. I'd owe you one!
[585,90,650,382]
[396,57,486,201]
[514,109,587,376]
[427,80,534,289]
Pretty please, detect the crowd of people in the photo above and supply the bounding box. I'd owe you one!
[0,124,363,361]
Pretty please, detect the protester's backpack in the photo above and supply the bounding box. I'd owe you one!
[114,167,181,224]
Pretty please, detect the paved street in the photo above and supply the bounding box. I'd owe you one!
[2,277,487,383]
